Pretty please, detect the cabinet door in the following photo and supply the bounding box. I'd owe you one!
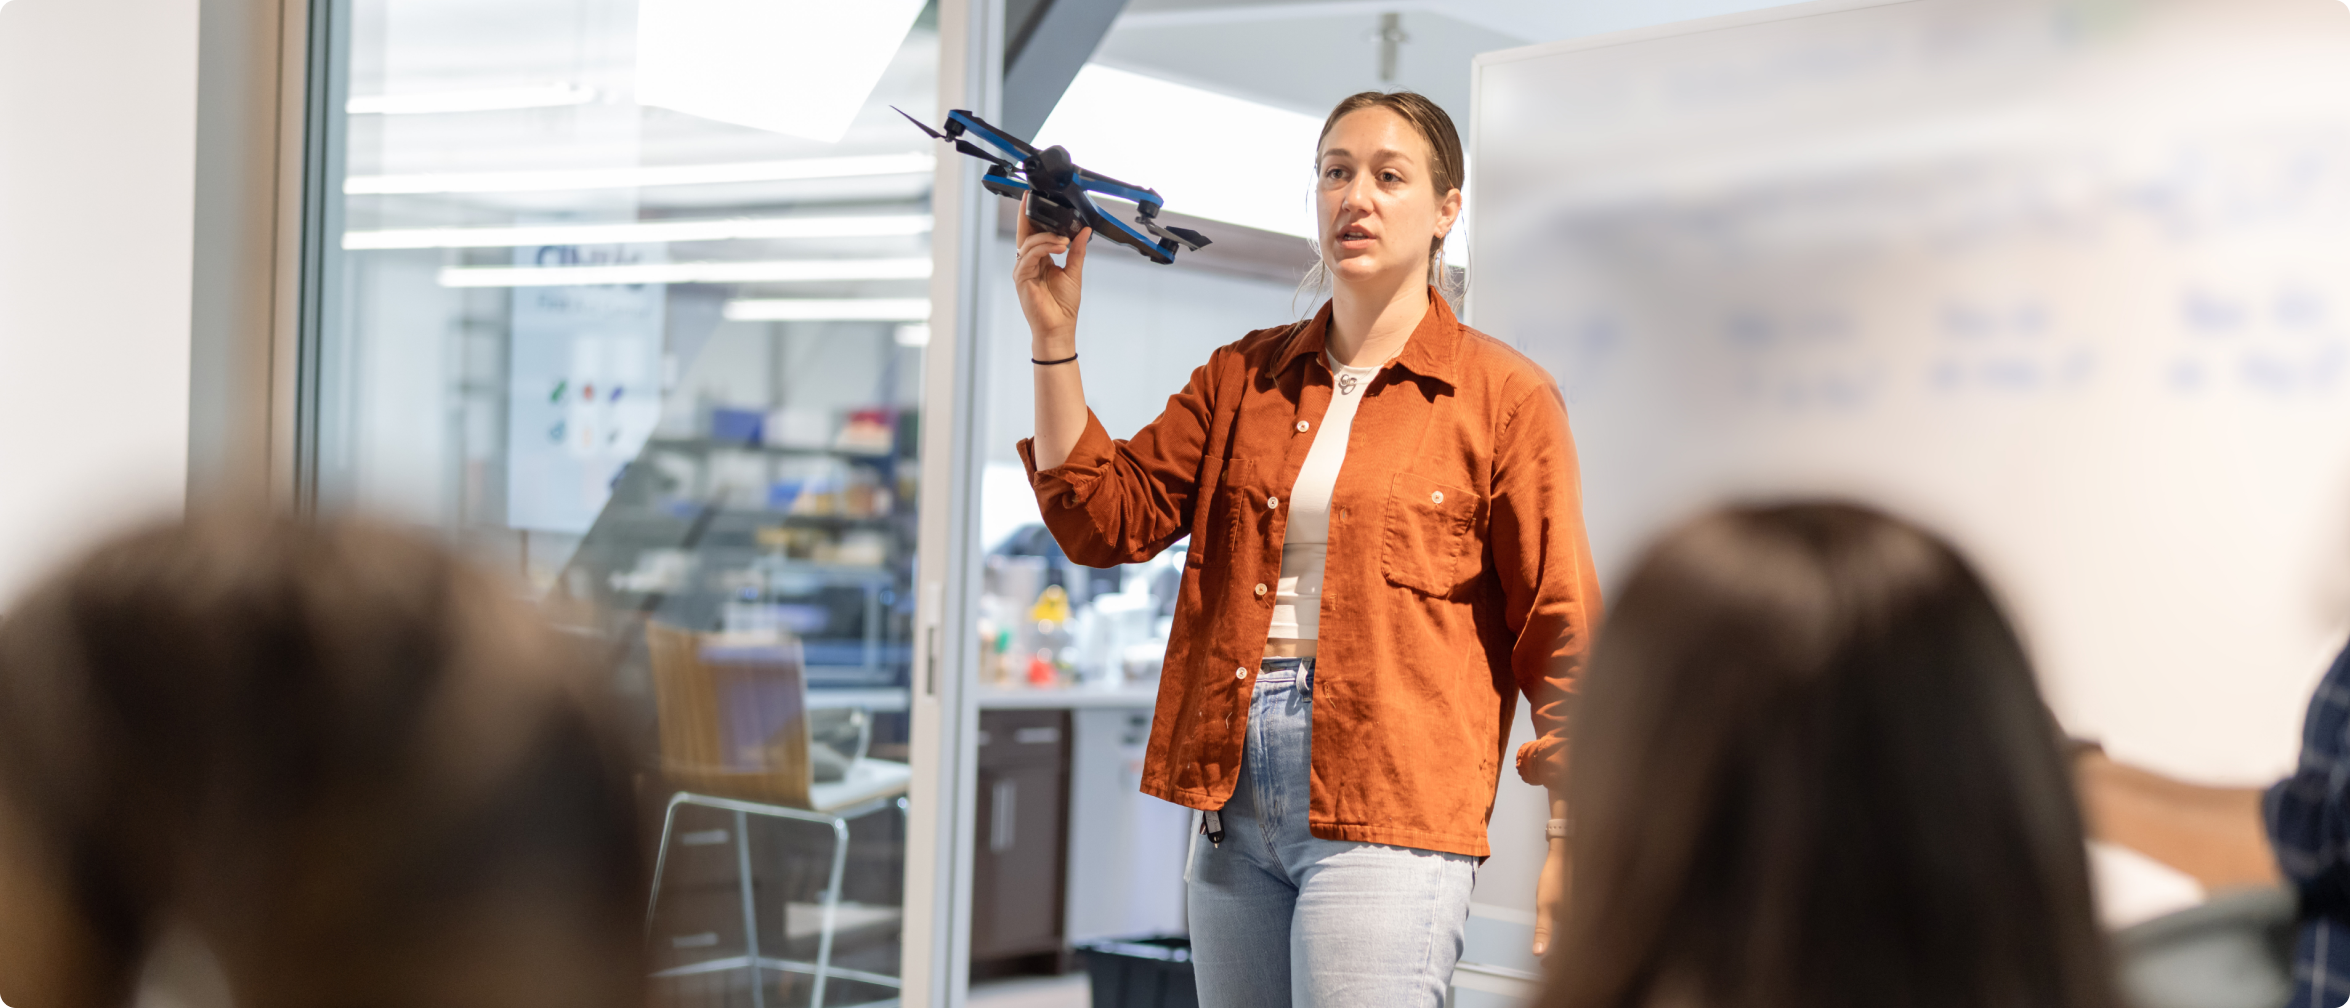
[970,710,1069,961]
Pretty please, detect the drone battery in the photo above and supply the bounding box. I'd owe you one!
[1023,195,1079,238]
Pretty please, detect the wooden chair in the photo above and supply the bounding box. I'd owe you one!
[644,623,912,1008]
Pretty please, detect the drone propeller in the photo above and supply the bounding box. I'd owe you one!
[891,106,947,142]
[898,106,1017,170]
[1140,218,1212,252]
[953,139,1012,169]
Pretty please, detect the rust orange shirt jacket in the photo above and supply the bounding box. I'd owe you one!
[1017,294,1598,858]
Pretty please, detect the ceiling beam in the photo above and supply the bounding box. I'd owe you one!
[1001,0,1131,138]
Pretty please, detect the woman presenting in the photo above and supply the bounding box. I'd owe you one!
[1015,91,1597,1007]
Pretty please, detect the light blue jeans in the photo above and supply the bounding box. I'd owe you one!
[1186,657,1478,1008]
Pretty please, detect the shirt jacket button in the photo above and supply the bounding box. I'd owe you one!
[1235,667,1249,680]
[1296,420,1310,432]
[1255,583,1267,596]
[1431,490,1444,504]
[1267,496,1279,509]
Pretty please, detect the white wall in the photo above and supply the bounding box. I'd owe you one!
[0,0,199,605]
[1475,0,2350,784]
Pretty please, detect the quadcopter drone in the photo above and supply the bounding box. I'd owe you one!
[896,107,1211,265]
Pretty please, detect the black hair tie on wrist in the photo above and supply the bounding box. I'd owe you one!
[1032,353,1079,366]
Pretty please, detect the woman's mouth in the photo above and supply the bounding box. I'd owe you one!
[1337,225,1374,246]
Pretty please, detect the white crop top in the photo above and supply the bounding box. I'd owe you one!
[1268,354,1383,640]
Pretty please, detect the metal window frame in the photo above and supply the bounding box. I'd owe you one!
[908,0,1002,1003]
[272,1,1001,1003]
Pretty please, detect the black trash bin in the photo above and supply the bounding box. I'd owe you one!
[1076,936,1198,1008]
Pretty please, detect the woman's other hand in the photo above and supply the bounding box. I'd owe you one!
[1535,792,1573,957]
[1534,838,1570,957]
[1014,196,1088,353]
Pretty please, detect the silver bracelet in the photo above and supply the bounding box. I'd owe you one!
[1546,817,1572,840]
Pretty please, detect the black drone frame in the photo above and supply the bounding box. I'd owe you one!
[896,106,1211,265]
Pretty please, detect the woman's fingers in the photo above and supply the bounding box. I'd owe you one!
[1016,229,1069,258]
[1015,234,1075,284]
[1013,237,1054,277]
[1062,227,1091,286]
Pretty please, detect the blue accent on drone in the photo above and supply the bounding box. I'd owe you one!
[1077,175,1162,210]
[1084,201,1160,247]
[948,111,1031,160]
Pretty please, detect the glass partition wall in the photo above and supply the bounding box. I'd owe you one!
[306,1,945,1004]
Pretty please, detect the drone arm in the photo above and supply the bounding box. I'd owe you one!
[1065,189,1175,265]
[1072,169,1164,215]
[945,109,1039,161]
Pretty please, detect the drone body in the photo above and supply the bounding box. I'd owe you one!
[896,107,1211,265]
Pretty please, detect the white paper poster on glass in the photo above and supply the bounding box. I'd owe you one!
[507,243,666,533]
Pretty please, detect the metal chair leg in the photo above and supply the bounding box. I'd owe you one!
[808,813,851,1008]
[735,808,766,1008]
[644,792,905,1002]
[645,793,689,934]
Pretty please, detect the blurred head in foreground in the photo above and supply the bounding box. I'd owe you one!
[0,518,645,1008]
[1544,502,2116,1008]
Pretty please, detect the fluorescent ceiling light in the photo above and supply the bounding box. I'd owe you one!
[1038,64,1322,239]
[724,298,932,322]
[637,0,925,142]
[345,153,934,195]
[438,258,931,288]
[345,214,932,250]
[347,84,595,115]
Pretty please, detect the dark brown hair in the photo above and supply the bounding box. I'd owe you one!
[1313,90,1465,291]
[1545,503,2118,1008]
[0,517,646,1008]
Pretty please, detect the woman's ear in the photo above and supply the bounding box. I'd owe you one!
[1436,187,1464,238]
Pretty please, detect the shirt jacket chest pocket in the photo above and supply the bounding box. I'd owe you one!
[1379,469,1482,598]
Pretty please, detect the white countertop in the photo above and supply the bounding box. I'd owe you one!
[801,684,1162,711]
[976,684,1161,709]
[807,687,911,711]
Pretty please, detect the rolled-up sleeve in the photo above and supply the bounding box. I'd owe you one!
[1486,380,1601,793]
[1015,354,1221,568]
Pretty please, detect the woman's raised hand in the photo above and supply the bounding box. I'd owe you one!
[1013,195,1088,352]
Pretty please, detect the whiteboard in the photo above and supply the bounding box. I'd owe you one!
[1469,0,2350,782]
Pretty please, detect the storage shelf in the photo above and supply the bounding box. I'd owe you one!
[643,435,910,464]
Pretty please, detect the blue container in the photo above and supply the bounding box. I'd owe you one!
[709,407,765,445]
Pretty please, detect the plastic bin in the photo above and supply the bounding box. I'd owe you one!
[1077,936,1198,1008]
